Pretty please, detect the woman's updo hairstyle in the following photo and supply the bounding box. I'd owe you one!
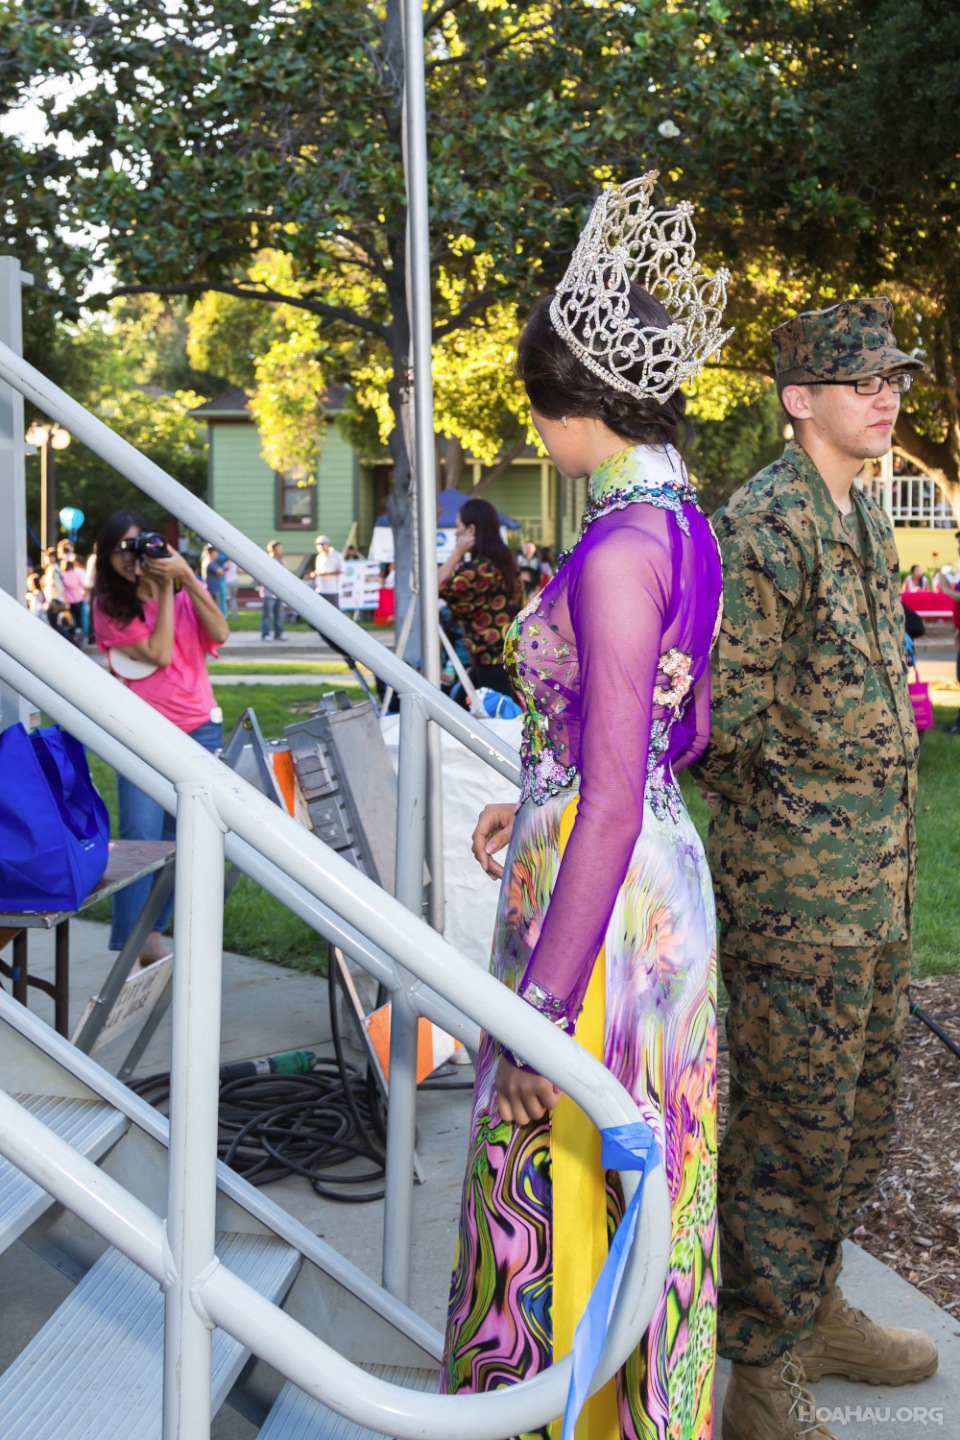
[516,284,690,451]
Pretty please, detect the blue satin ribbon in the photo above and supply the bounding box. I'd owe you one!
[560,1120,662,1440]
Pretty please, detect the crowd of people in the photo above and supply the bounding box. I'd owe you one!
[25,539,96,647]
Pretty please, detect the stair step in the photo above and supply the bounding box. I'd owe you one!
[260,1364,439,1440]
[0,1094,129,1254]
[0,1230,300,1440]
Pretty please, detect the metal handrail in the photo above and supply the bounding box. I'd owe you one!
[0,989,446,1360]
[0,591,673,1439]
[0,338,521,786]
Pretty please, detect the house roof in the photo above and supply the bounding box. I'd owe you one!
[190,385,347,420]
[190,388,251,419]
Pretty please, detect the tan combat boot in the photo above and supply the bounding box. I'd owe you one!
[722,1350,835,1440]
[794,1287,938,1385]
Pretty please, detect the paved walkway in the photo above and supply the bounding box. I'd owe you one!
[4,919,959,1437]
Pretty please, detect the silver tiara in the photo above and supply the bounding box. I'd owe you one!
[549,172,733,403]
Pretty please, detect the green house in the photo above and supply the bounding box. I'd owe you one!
[190,389,358,573]
[190,389,579,571]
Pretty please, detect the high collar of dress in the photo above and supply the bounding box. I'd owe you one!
[553,444,699,570]
[587,442,685,507]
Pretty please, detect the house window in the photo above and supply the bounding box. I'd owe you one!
[276,473,316,530]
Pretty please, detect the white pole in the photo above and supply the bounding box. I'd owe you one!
[402,0,445,931]
[162,781,226,1440]
[0,256,32,732]
[382,692,428,1301]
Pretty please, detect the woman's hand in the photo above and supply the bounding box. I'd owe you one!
[437,524,476,588]
[471,802,515,879]
[143,549,195,587]
[164,552,231,643]
[452,526,475,561]
[495,1054,562,1125]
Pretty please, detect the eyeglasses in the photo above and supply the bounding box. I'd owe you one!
[799,373,913,395]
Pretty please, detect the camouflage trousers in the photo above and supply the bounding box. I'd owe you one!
[718,928,911,1366]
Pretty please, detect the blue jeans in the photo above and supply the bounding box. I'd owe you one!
[261,595,283,639]
[109,717,223,950]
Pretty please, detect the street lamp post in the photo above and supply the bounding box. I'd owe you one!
[25,420,71,552]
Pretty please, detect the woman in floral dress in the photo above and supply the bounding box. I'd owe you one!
[441,176,729,1439]
[438,495,523,702]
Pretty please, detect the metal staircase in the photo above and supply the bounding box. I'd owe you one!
[0,252,673,1439]
[0,993,444,1438]
[0,1234,301,1440]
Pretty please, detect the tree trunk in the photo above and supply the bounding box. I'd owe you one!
[440,433,466,492]
[384,370,418,664]
[894,406,960,525]
[470,433,528,497]
[381,0,419,664]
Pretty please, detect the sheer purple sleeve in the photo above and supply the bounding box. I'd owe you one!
[514,519,672,1035]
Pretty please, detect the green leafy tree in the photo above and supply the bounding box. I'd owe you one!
[707,0,960,517]
[21,295,208,554]
[832,0,960,516]
[686,384,784,514]
[2,0,828,631]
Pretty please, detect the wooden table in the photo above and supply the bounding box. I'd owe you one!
[0,840,177,1038]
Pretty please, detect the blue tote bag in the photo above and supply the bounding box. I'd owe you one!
[0,724,110,912]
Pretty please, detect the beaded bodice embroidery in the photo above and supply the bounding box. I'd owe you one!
[505,445,704,819]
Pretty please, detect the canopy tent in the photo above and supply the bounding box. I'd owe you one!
[374,488,520,531]
[369,489,520,564]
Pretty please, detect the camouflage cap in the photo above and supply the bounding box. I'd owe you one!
[772,297,924,386]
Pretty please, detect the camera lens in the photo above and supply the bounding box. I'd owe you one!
[141,533,169,558]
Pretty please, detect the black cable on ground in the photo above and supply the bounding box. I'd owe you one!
[127,948,483,1199]
[128,947,392,1202]
[218,1063,385,1200]
[910,1000,960,1063]
[129,1057,388,1202]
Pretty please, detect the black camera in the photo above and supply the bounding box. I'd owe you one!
[119,531,170,560]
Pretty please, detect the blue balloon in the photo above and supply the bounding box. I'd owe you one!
[59,506,85,533]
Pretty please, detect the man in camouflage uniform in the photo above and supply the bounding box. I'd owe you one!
[692,298,938,1440]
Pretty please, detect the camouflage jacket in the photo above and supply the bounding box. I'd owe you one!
[692,441,918,948]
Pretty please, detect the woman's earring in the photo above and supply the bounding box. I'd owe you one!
[561,416,568,428]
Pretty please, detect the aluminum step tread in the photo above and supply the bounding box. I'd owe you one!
[0,1094,129,1253]
[259,1364,439,1440]
[0,1230,300,1440]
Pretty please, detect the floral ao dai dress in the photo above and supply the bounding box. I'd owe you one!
[441,444,724,1439]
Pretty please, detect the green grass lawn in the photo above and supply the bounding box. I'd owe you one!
[228,609,380,634]
[209,660,368,676]
[911,709,960,974]
[84,682,363,971]
[82,685,960,978]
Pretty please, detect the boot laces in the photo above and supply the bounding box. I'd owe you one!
[779,1351,822,1438]
[833,1293,867,1329]
[821,1290,869,1335]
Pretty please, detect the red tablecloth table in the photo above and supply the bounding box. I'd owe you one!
[901,590,956,622]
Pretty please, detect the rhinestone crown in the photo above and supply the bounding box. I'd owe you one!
[549,171,733,403]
